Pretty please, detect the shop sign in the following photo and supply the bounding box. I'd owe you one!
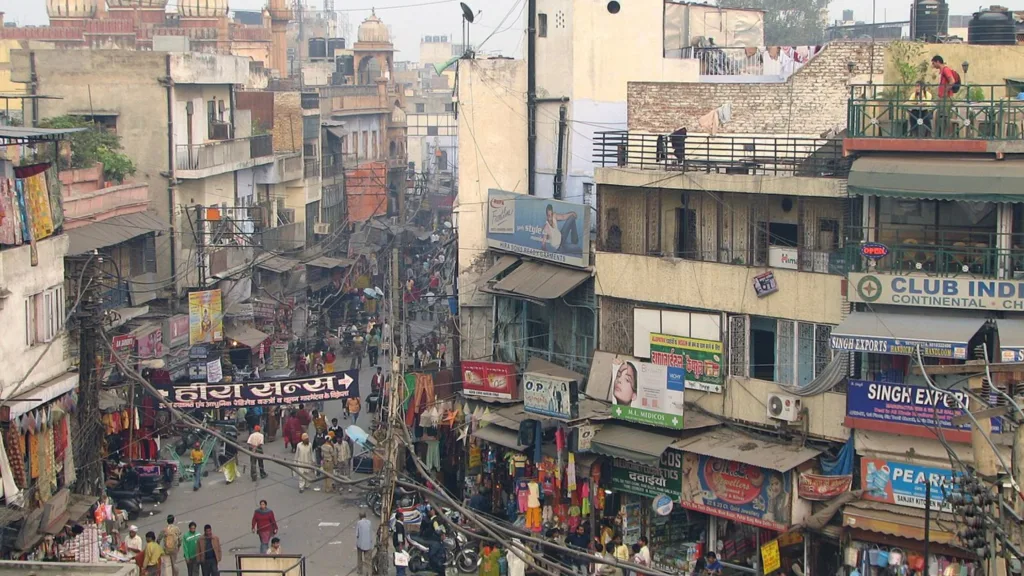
[678,453,793,531]
[227,302,255,321]
[1001,346,1024,362]
[829,333,968,359]
[797,473,853,500]
[207,359,223,384]
[134,325,164,359]
[846,380,1001,442]
[188,289,224,345]
[849,273,1024,311]
[576,424,598,452]
[189,344,210,360]
[768,246,799,270]
[610,360,686,429]
[649,333,724,394]
[110,334,136,363]
[468,444,482,472]
[462,361,517,400]
[165,315,190,348]
[610,449,683,499]
[254,301,276,321]
[861,458,958,512]
[859,243,889,260]
[188,361,207,382]
[523,372,579,420]
[652,494,674,516]
[485,189,591,268]
[761,539,781,575]
[753,271,778,297]
[156,370,358,409]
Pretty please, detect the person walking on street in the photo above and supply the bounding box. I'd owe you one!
[338,430,353,478]
[251,500,278,554]
[356,512,374,576]
[347,396,362,425]
[367,329,381,367]
[294,433,315,493]
[371,366,385,395]
[322,434,339,492]
[143,531,164,576]
[328,418,343,438]
[247,425,268,480]
[196,525,222,576]
[183,522,201,576]
[159,515,183,576]
[190,442,204,491]
[295,404,312,437]
[269,537,282,555]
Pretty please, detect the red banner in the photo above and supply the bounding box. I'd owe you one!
[461,361,517,400]
[797,473,852,500]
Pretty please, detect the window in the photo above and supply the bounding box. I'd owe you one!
[427,126,439,136]
[26,285,65,346]
[444,103,454,112]
[675,207,698,258]
[415,103,425,113]
[727,315,833,385]
[130,235,158,276]
[538,13,548,37]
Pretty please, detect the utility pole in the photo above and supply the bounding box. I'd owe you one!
[74,256,105,496]
[195,205,207,288]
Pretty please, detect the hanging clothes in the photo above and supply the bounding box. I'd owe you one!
[425,439,441,471]
[6,426,26,489]
[28,432,40,480]
[0,429,21,503]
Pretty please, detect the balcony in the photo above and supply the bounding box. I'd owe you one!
[254,153,303,184]
[322,153,344,179]
[845,225,1024,279]
[301,92,320,111]
[594,131,849,178]
[175,135,275,179]
[304,158,321,179]
[846,84,1024,154]
[678,46,811,81]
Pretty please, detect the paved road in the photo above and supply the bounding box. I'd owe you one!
[133,316,442,576]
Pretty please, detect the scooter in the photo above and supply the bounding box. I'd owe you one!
[105,489,143,520]
[452,531,481,573]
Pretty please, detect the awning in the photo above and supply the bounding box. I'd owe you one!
[842,500,957,544]
[526,357,584,383]
[223,325,270,349]
[487,260,591,301]
[671,427,821,472]
[305,255,355,269]
[0,372,79,421]
[66,212,167,255]
[326,126,346,139]
[472,425,527,451]
[848,156,1024,202]
[997,319,1024,361]
[590,423,679,467]
[257,255,300,274]
[830,310,987,359]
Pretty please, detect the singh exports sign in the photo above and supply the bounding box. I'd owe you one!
[849,273,1024,311]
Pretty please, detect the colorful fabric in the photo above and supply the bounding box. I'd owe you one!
[14,179,30,243]
[28,432,39,480]
[23,173,54,242]
[0,179,18,245]
[6,427,26,489]
[46,168,64,230]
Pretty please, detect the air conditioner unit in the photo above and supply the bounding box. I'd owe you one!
[766,393,801,422]
[313,222,330,235]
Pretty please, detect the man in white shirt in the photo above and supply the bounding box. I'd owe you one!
[125,525,143,557]
[247,425,268,481]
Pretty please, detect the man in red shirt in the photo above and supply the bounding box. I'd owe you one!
[931,55,960,136]
[931,55,959,98]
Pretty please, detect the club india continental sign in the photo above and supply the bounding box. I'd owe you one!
[849,273,1024,311]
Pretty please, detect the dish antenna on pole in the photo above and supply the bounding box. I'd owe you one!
[460,2,476,58]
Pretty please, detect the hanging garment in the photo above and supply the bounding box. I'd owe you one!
[425,440,441,471]
[63,418,77,487]
[28,432,39,480]
[516,479,530,513]
[567,453,577,491]
[697,109,720,134]
[580,482,591,516]
[6,427,26,489]
[0,429,21,503]
[533,420,542,464]
[517,420,535,447]
[507,541,526,576]
[0,179,17,245]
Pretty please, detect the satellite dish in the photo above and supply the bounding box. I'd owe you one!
[460,2,475,23]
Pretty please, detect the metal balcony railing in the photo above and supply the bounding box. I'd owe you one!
[593,131,849,178]
[249,134,273,158]
[322,153,344,178]
[304,158,320,179]
[845,225,1024,278]
[847,84,1024,140]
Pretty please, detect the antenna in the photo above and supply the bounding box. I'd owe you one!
[460,2,474,56]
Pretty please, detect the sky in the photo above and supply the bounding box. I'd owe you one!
[0,0,1000,59]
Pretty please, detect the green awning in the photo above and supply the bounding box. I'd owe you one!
[589,423,679,467]
[848,156,1024,202]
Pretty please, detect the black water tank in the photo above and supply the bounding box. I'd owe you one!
[969,8,1016,45]
[309,37,327,58]
[913,0,949,40]
[337,55,355,76]
[327,38,346,56]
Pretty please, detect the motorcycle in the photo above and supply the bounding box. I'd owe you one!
[452,531,480,573]
[366,485,419,517]
[107,491,143,521]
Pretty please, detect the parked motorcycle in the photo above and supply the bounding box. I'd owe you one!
[104,489,143,520]
[452,531,480,573]
[366,485,419,517]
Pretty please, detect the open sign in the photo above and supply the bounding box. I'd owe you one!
[860,242,889,259]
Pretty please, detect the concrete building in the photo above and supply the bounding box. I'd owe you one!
[14,50,277,296]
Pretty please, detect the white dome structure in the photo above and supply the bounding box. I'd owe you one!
[46,0,98,18]
[357,11,391,43]
[107,0,168,7]
[178,0,229,17]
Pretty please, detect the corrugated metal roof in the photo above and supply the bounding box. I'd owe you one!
[671,428,821,472]
[257,255,300,274]
[305,255,355,269]
[66,212,167,255]
[488,261,591,301]
[224,325,270,349]
[590,423,680,467]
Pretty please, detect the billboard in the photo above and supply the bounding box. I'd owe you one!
[523,372,579,419]
[188,289,224,345]
[610,359,686,429]
[649,333,724,393]
[849,273,1024,311]
[462,361,517,400]
[156,370,358,409]
[610,449,684,498]
[486,189,590,268]
[679,452,793,531]
[861,458,958,512]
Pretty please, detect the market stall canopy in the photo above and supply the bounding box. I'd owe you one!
[484,259,591,301]
[842,500,957,544]
[477,255,520,285]
[66,212,167,255]
[589,423,680,467]
[472,425,527,451]
[830,311,988,357]
[0,372,78,421]
[257,255,300,274]
[305,255,355,269]
[671,427,821,472]
[848,156,1024,202]
[224,325,270,349]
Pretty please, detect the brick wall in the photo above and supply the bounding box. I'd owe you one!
[628,41,886,135]
[272,91,302,153]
